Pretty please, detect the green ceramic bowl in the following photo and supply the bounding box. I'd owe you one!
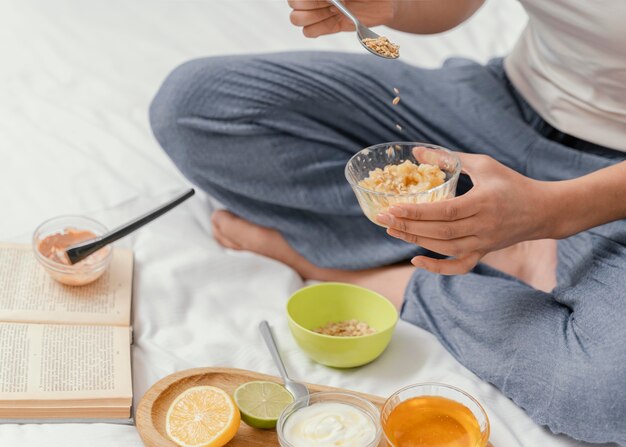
[286,282,398,368]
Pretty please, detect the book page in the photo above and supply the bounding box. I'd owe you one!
[0,243,132,327]
[0,322,132,403]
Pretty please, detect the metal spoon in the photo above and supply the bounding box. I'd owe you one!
[328,0,398,59]
[259,321,309,402]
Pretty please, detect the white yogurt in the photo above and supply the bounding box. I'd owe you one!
[282,402,377,447]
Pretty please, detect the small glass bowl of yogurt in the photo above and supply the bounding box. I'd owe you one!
[32,215,112,286]
[277,392,381,447]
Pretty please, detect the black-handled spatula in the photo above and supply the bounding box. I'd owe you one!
[65,188,195,265]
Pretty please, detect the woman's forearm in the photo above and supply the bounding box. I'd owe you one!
[545,160,626,239]
[388,0,486,34]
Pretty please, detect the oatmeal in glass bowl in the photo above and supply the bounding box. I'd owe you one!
[345,142,461,227]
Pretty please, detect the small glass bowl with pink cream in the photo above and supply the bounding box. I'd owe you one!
[32,215,112,286]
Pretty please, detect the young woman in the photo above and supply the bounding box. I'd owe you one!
[150,1,626,443]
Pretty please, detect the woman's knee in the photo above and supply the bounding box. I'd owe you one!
[150,57,219,155]
[149,55,258,185]
[149,53,316,178]
[150,52,308,144]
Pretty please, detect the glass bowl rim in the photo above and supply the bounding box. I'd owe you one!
[344,141,462,198]
[381,382,490,447]
[32,214,113,272]
[285,282,399,340]
[277,391,382,447]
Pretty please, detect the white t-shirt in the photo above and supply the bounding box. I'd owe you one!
[505,0,626,151]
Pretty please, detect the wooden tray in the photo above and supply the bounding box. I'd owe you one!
[136,367,494,447]
[137,367,386,447]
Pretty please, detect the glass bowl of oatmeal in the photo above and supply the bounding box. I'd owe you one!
[32,215,112,286]
[345,142,461,226]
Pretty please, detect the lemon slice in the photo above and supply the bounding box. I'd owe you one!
[233,381,294,429]
[166,385,240,447]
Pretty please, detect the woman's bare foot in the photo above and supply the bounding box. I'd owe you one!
[211,210,558,307]
[211,210,413,309]
[481,239,558,292]
[211,210,323,280]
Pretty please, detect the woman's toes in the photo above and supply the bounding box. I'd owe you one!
[213,227,242,250]
[212,210,249,236]
[211,211,242,250]
[209,209,321,279]
[211,209,233,230]
[211,209,275,251]
[212,210,274,251]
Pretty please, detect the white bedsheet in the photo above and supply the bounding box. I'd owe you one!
[0,1,611,446]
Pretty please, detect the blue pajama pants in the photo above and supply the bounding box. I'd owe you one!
[149,52,626,445]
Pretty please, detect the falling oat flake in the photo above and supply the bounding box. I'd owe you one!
[395,124,403,131]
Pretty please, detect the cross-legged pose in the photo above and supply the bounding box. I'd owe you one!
[150,0,626,444]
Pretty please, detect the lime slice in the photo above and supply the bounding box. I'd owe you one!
[233,381,294,429]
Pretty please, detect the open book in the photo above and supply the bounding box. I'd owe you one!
[0,243,133,422]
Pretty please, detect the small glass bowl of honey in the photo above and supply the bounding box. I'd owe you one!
[381,383,490,447]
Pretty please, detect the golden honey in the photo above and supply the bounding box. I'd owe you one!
[383,396,484,447]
